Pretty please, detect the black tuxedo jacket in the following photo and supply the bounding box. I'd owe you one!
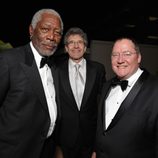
[0,44,60,158]
[96,69,158,158]
[57,56,106,149]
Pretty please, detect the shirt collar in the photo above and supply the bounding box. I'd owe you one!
[69,58,86,69]
[30,42,43,69]
[127,68,143,87]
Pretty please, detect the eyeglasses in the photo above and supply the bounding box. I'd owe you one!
[67,40,84,46]
[111,51,137,58]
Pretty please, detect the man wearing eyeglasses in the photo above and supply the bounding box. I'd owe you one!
[94,37,158,158]
[54,27,106,158]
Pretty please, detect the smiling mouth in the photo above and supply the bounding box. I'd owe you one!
[117,65,127,68]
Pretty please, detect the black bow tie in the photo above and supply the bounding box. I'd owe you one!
[40,57,52,68]
[111,78,128,91]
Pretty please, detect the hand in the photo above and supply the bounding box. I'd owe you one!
[91,151,96,158]
[54,146,63,158]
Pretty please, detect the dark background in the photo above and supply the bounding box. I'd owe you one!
[1,0,158,47]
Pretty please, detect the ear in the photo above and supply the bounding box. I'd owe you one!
[84,46,87,53]
[29,25,34,38]
[65,45,68,52]
[138,53,141,64]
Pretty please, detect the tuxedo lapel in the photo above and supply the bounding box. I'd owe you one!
[101,81,112,132]
[81,62,96,108]
[60,61,77,108]
[106,70,149,131]
[21,61,48,111]
[20,47,48,111]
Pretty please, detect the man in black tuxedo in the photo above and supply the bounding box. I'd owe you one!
[55,27,106,158]
[95,37,158,158]
[0,8,63,158]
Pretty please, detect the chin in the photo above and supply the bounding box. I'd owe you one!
[117,73,126,79]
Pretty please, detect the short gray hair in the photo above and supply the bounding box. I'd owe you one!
[64,27,88,46]
[31,8,64,34]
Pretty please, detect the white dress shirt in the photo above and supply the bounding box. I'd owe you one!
[30,42,57,137]
[69,58,86,110]
[105,68,143,129]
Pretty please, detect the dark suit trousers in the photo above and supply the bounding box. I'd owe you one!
[61,135,93,158]
[40,136,56,158]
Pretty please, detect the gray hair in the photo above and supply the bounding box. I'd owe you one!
[31,8,64,35]
[64,27,88,46]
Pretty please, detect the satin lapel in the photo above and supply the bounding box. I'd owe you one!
[100,81,112,133]
[60,61,77,108]
[107,70,149,131]
[81,62,96,108]
[21,60,48,111]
